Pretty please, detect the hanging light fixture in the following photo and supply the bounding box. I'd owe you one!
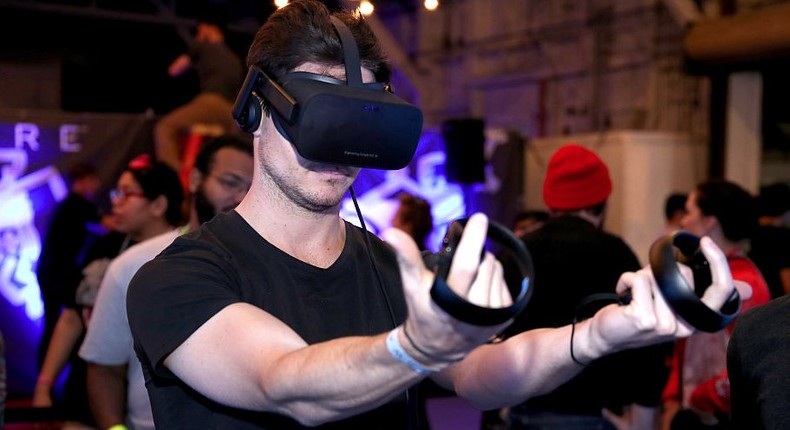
[424,0,439,11]
[359,1,375,15]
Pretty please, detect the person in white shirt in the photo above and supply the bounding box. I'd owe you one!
[78,134,253,430]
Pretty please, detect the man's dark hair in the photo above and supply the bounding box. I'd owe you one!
[394,193,433,250]
[664,193,688,220]
[247,0,391,89]
[194,134,254,176]
[695,179,756,241]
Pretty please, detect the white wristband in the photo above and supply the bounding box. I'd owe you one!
[386,328,435,375]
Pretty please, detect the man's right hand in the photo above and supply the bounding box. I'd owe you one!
[382,213,512,367]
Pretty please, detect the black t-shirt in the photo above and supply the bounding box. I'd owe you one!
[501,215,673,415]
[128,211,409,429]
[728,294,790,429]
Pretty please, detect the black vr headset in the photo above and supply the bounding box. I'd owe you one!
[232,16,424,170]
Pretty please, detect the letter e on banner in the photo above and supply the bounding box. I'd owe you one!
[60,124,84,152]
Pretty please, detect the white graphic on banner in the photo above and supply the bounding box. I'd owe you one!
[340,149,465,251]
[0,149,67,320]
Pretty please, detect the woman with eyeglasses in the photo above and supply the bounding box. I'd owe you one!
[32,155,184,429]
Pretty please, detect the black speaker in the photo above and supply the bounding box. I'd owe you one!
[442,118,486,184]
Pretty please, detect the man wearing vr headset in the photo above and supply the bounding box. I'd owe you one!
[126,1,739,428]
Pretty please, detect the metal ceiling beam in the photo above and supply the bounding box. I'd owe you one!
[0,0,262,36]
[0,0,191,26]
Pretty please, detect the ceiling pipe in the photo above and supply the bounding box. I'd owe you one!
[684,2,790,64]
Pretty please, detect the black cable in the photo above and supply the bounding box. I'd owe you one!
[348,186,420,430]
[348,186,397,325]
[570,292,623,367]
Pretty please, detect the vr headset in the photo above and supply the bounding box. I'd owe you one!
[232,16,424,170]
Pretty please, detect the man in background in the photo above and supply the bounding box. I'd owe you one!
[79,135,253,430]
[500,144,673,430]
[154,14,244,173]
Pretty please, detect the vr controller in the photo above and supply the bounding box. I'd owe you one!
[231,17,423,170]
[649,231,741,333]
[430,221,740,333]
[430,218,534,326]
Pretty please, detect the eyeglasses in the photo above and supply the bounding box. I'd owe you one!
[210,175,251,194]
[109,188,146,201]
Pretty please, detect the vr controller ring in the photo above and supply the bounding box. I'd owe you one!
[430,217,534,326]
[648,230,741,333]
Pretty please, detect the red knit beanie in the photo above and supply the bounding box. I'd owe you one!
[543,144,612,211]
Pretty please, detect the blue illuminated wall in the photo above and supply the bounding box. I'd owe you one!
[0,111,154,397]
[340,127,525,252]
[340,128,466,251]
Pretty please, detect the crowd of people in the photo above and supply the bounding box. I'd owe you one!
[34,155,185,428]
[1,1,788,430]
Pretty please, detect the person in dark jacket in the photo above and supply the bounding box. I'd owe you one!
[36,162,104,368]
[499,144,673,430]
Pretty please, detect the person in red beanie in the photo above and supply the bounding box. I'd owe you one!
[542,144,613,213]
[496,144,674,430]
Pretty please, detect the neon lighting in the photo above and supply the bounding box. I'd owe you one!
[340,129,465,252]
[0,149,67,320]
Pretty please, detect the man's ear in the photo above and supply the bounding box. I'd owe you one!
[189,169,204,194]
[150,194,169,219]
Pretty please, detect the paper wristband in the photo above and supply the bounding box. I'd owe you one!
[385,328,436,376]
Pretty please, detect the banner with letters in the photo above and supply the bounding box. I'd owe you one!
[0,109,154,396]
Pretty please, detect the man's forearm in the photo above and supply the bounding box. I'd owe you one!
[167,317,433,427]
[35,309,84,403]
[86,363,127,429]
[448,323,599,410]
